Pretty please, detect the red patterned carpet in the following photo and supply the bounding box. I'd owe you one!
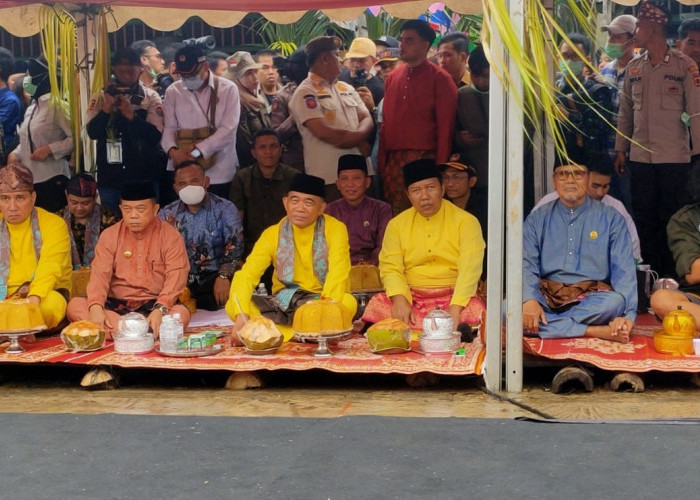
[0,332,485,376]
[523,314,700,373]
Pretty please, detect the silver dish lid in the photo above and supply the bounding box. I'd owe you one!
[117,312,149,338]
[422,307,454,337]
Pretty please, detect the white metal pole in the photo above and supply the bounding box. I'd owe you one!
[483,12,507,393]
[505,0,525,393]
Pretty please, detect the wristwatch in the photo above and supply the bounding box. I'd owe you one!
[218,272,232,281]
[154,304,169,314]
[191,148,202,159]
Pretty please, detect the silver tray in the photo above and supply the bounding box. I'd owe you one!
[293,328,352,343]
[293,328,352,357]
[0,325,47,335]
[156,344,223,358]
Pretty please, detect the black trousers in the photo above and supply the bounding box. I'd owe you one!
[189,271,221,311]
[34,174,68,213]
[629,161,691,277]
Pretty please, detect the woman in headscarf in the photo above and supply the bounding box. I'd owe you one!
[7,57,73,212]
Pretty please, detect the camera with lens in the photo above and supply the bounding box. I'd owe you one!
[105,83,132,97]
[183,36,216,50]
[351,68,367,89]
[155,72,175,93]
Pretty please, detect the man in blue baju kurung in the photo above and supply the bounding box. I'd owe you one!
[522,152,637,343]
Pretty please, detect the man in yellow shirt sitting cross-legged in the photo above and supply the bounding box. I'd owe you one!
[363,158,485,329]
[226,173,356,341]
[0,164,72,330]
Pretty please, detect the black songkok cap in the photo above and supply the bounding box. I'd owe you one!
[66,173,97,198]
[288,174,326,200]
[337,154,367,175]
[403,158,440,188]
[121,181,157,201]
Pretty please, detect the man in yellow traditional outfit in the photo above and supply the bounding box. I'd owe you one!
[227,173,356,339]
[362,159,485,329]
[0,164,72,329]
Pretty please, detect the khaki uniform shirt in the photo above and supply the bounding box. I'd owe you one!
[289,72,364,184]
[615,48,700,164]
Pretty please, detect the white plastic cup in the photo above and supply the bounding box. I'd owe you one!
[693,338,700,356]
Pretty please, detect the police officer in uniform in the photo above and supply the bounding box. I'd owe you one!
[288,36,374,202]
[86,47,166,214]
[615,1,700,277]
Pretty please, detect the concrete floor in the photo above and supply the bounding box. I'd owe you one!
[1,364,699,420]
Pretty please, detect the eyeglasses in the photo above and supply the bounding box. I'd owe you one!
[553,168,587,180]
[147,53,163,59]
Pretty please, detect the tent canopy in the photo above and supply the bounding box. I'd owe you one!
[0,0,482,37]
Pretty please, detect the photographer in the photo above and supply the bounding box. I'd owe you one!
[86,47,166,214]
[338,37,384,111]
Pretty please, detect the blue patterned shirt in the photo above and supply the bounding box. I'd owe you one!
[523,196,637,320]
[159,193,244,283]
[601,59,625,158]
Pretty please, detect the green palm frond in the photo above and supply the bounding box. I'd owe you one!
[39,5,82,171]
[363,9,405,40]
[482,0,615,162]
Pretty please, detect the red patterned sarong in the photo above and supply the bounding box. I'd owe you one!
[362,286,485,329]
[380,150,435,215]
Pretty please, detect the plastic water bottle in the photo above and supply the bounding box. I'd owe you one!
[159,315,178,353]
[172,312,184,343]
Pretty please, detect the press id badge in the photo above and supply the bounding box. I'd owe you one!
[106,138,123,164]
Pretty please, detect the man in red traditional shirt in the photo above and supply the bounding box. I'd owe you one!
[378,19,458,214]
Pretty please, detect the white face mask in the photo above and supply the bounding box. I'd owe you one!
[182,75,204,91]
[178,185,206,205]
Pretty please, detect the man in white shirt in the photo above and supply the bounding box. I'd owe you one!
[161,45,241,198]
[532,157,642,262]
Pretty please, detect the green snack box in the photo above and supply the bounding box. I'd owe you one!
[177,332,217,350]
